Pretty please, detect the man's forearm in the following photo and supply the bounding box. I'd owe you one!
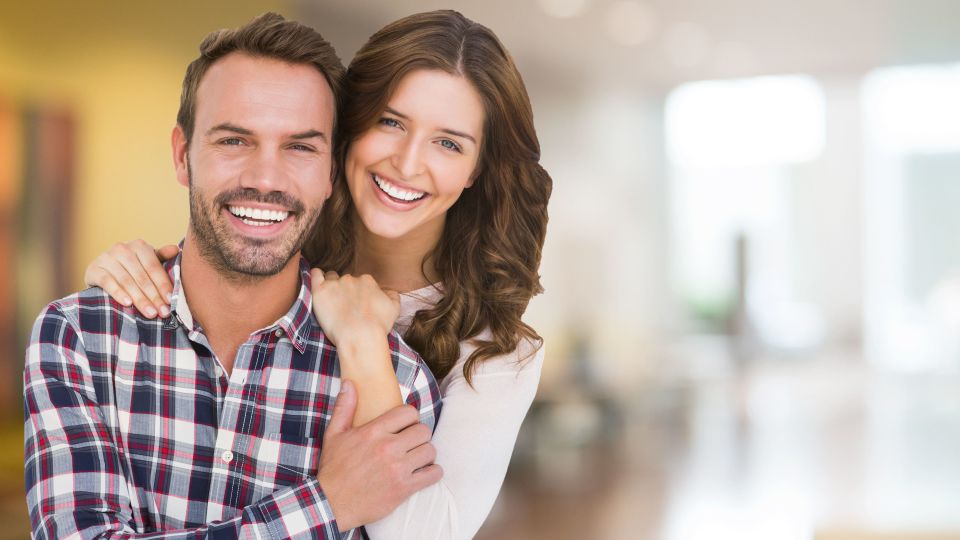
[28,478,343,539]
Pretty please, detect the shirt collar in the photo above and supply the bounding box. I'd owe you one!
[166,245,314,354]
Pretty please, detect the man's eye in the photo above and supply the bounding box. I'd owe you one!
[220,138,244,146]
[290,144,315,152]
[439,139,462,153]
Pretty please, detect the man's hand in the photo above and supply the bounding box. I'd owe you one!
[318,380,443,530]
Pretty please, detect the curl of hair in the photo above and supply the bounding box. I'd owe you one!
[304,10,551,383]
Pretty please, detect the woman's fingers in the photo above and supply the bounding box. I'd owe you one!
[156,244,180,262]
[86,266,132,307]
[111,243,167,317]
[97,255,161,318]
[381,288,400,309]
[129,240,173,309]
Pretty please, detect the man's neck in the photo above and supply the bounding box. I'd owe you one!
[179,234,301,372]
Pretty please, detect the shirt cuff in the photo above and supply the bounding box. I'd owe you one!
[254,476,344,539]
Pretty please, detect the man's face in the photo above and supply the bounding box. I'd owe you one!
[173,52,335,278]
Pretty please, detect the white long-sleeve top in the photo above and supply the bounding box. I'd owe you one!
[364,284,544,540]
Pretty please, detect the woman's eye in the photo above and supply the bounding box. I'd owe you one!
[439,139,462,153]
[379,117,402,129]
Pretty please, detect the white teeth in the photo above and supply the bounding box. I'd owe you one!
[228,205,289,222]
[241,218,272,227]
[373,174,426,202]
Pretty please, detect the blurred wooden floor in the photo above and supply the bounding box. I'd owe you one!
[476,353,960,540]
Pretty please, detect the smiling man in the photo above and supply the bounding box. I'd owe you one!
[23,13,441,539]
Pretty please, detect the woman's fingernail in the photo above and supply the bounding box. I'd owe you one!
[121,297,133,306]
[144,306,158,318]
[159,305,171,318]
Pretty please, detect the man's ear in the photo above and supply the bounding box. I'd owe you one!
[171,125,190,188]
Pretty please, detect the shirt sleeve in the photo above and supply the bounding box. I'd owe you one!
[391,332,443,431]
[24,302,347,540]
[364,341,544,540]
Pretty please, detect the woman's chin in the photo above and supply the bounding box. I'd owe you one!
[357,213,413,241]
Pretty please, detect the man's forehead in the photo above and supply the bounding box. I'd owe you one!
[194,53,334,133]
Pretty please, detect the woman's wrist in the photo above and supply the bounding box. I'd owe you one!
[336,330,394,371]
[336,322,388,349]
[336,335,404,426]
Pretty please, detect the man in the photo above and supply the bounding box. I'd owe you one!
[24,13,441,539]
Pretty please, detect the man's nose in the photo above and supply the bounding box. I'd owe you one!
[240,148,289,193]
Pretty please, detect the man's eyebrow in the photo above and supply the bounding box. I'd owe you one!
[206,123,252,136]
[291,129,327,143]
[206,124,327,143]
[384,106,477,145]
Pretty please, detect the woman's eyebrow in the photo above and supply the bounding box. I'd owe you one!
[384,106,477,144]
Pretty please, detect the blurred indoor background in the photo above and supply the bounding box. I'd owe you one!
[3,1,960,539]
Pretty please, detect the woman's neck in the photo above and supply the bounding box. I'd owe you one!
[350,216,442,293]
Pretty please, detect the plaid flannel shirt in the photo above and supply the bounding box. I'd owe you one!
[24,253,441,539]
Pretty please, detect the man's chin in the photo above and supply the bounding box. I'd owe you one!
[219,246,298,277]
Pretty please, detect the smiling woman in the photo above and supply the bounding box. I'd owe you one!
[305,12,552,538]
[346,69,484,248]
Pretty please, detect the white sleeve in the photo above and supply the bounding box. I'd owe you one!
[364,341,544,540]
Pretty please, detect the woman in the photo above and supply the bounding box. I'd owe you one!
[85,10,551,539]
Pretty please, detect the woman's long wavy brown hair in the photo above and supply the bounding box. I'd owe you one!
[303,10,552,382]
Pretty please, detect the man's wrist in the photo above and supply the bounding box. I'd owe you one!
[316,473,359,531]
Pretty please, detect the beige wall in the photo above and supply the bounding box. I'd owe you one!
[0,1,291,291]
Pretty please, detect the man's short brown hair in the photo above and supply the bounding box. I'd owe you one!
[176,12,344,144]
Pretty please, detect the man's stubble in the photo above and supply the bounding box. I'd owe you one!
[186,158,321,282]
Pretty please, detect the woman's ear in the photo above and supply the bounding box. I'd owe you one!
[467,161,482,188]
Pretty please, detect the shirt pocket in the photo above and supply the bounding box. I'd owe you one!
[256,432,320,489]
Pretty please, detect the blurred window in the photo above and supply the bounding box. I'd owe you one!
[665,76,826,349]
[862,63,960,370]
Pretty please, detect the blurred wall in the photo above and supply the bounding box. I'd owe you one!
[0,1,290,297]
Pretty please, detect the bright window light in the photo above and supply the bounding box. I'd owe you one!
[862,63,960,153]
[666,75,825,167]
[666,75,827,348]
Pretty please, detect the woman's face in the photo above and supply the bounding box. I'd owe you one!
[345,69,485,245]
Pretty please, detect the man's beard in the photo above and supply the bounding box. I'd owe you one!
[187,164,320,280]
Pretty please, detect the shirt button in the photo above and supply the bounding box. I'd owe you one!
[221,450,234,464]
[274,329,283,338]
[214,365,223,378]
